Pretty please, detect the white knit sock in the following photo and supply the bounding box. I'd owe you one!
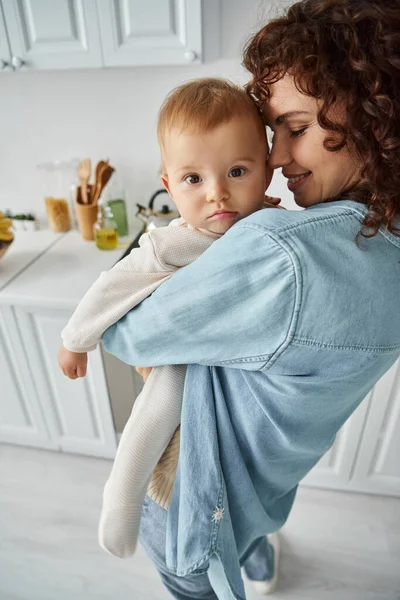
[98,364,186,558]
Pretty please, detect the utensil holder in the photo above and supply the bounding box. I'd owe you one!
[75,185,97,241]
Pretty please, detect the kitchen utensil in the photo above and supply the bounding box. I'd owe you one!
[78,158,91,204]
[136,189,179,231]
[92,162,115,206]
[75,184,97,240]
[92,160,108,203]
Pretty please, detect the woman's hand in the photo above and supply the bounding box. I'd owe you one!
[135,366,153,383]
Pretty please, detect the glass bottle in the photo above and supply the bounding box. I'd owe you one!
[94,198,118,250]
[106,173,129,237]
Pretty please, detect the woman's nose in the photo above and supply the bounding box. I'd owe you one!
[268,139,292,170]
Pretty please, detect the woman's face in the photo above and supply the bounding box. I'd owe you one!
[264,75,362,208]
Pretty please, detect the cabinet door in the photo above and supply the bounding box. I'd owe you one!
[301,358,400,497]
[0,306,56,449]
[301,392,370,491]
[97,0,202,66]
[13,304,117,458]
[349,359,400,496]
[0,4,12,70]
[2,0,103,70]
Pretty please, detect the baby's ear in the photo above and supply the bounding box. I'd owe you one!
[160,174,172,196]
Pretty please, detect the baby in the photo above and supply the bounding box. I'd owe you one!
[58,78,273,558]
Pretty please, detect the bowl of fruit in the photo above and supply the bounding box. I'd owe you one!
[0,211,14,260]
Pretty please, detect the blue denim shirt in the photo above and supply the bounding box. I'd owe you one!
[104,200,400,599]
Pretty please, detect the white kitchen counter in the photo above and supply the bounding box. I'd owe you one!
[0,230,62,292]
[0,221,144,309]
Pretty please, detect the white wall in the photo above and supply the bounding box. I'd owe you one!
[0,0,296,226]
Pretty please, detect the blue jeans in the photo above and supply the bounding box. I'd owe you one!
[139,496,275,600]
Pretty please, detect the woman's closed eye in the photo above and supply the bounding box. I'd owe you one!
[289,126,308,138]
[229,167,247,178]
[184,174,202,184]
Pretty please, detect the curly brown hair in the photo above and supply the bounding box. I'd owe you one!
[243,0,400,238]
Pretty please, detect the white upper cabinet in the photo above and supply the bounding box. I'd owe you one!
[0,0,203,71]
[1,0,103,70]
[0,3,12,70]
[97,0,202,67]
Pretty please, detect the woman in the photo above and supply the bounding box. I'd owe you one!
[103,1,400,598]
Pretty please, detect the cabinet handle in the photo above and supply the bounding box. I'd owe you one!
[11,56,24,69]
[1,58,11,71]
[184,50,197,62]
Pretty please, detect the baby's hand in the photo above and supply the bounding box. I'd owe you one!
[264,195,285,209]
[58,345,88,379]
[135,366,153,383]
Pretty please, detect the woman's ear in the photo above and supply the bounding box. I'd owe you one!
[160,174,172,196]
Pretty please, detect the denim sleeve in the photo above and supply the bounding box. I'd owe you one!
[103,223,297,370]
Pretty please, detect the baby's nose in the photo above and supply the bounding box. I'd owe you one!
[206,181,230,203]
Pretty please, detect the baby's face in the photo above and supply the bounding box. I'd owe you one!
[161,115,272,235]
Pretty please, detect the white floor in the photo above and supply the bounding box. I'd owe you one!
[0,444,399,600]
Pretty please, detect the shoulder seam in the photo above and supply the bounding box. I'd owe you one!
[235,209,359,237]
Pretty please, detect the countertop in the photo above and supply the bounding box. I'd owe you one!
[0,230,62,292]
[0,220,144,309]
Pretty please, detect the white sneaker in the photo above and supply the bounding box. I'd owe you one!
[251,533,280,595]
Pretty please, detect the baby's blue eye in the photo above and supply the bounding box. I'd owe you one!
[229,167,246,178]
[184,174,201,184]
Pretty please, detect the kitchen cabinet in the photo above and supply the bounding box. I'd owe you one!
[0,0,103,71]
[97,0,202,67]
[0,1,12,70]
[0,226,142,458]
[0,230,63,449]
[301,358,400,497]
[0,304,58,450]
[0,0,203,72]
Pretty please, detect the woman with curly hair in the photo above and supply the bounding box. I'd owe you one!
[103,1,400,598]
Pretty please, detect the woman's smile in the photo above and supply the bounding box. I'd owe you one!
[284,171,312,193]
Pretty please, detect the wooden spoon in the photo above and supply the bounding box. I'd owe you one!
[92,160,108,204]
[78,158,91,204]
[92,163,115,206]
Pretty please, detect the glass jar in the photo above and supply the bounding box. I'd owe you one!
[94,199,118,250]
[37,159,79,232]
